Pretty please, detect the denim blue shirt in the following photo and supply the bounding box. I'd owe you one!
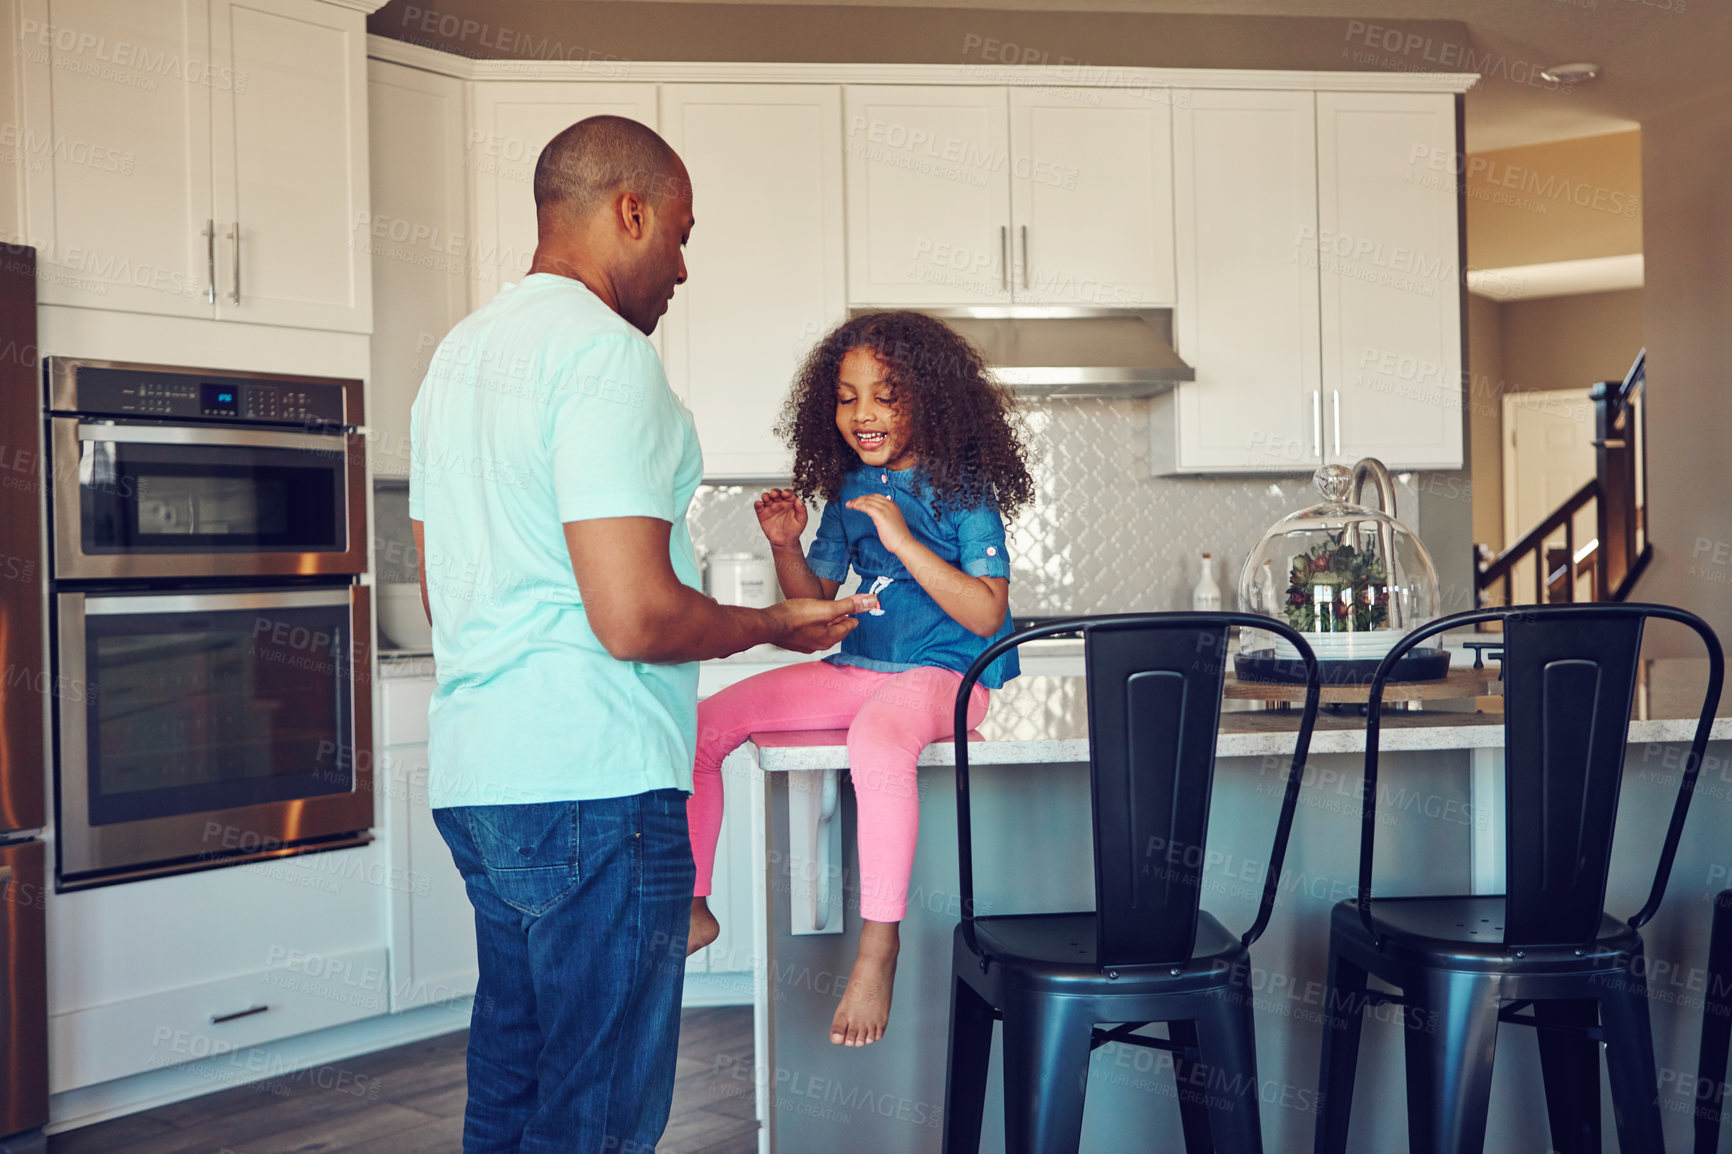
[805,465,1020,689]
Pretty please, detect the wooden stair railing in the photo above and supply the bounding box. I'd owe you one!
[1480,478,1601,606]
[1545,538,1601,602]
[1476,348,1650,606]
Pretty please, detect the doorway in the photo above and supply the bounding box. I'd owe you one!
[1501,389,1597,601]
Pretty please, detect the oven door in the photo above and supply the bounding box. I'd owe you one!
[51,418,367,580]
[55,586,374,889]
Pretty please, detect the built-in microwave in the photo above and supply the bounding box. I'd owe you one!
[46,358,366,581]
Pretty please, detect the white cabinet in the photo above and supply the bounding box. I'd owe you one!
[1156,89,1464,474]
[692,662,781,979]
[377,669,753,991]
[843,86,1012,305]
[1317,91,1462,470]
[466,81,657,309]
[208,0,371,331]
[16,0,370,331]
[52,945,390,1091]
[1008,89,1174,306]
[843,85,1175,308]
[367,60,468,478]
[379,675,477,1011]
[687,749,755,978]
[46,846,391,1090]
[392,740,481,1010]
[18,0,215,318]
[659,85,845,480]
[1160,90,1321,473]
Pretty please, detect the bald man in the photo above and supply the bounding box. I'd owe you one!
[410,116,871,1153]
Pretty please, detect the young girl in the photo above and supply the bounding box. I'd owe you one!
[686,311,1034,1047]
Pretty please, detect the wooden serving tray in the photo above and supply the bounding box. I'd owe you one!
[1224,667,1501,705]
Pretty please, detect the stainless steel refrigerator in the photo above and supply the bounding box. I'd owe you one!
[0,244,52,1152]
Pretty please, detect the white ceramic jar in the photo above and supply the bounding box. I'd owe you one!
[708,552,777,608]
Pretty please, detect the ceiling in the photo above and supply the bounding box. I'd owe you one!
[955,0,1714,150]
[372,0,1730,151]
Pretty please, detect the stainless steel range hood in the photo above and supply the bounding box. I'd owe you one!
[886,307,1194,399]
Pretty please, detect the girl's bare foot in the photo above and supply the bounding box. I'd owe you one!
[831,921,900,1046]
[687,897,720,957]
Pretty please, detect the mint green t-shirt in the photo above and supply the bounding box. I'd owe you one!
[409,274,704,809]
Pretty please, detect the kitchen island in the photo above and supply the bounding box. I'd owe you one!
[728,659,1732,1154]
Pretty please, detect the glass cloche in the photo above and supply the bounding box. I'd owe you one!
[1236,460,1446,683]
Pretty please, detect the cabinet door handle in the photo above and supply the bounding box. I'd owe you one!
[1312,390,1322,459]
[1020,224,1029,289]
[999,226,1008,292]
[227,222,241,305]
[210,1003,269,1025]
[202,220,216,304]
[1332,389,1342,458]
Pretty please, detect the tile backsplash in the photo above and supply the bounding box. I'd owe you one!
[379,398,1421,616]
[689,398,1414,615]
[373,483,416,586]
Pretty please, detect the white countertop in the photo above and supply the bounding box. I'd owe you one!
[376,653,435,679]
[747,659,1731,770]
[375,637,1086,681]
[376,646,1728,768]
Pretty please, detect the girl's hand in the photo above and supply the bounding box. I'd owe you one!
[754,488,808,549]
[846,494,915,555]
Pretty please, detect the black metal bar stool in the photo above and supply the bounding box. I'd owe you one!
[1696,889,1732,1153]
[941,612,1322,1154]
[1314,603,1723,1154]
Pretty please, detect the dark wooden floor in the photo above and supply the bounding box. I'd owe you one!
[50,1007,757,1154]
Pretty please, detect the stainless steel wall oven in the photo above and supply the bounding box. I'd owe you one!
[44,358,373,891]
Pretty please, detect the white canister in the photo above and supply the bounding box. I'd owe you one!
[708,552,777,608]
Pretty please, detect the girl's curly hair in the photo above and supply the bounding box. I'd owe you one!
[777,311,1035,518]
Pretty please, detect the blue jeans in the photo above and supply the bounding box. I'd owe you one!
[434,790,694,1154]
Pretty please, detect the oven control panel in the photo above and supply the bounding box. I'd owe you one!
[56,365,351,427]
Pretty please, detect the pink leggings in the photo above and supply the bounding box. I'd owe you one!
[688,661,990,923]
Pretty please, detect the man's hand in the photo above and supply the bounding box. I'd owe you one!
[755,488,808,549]
[566,516,873,662]
[767,594,877,653]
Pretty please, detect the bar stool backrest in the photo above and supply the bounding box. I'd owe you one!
[953,612,1321,973]
[1356,603,1724,952]
[1502,610,1647,947]
[1086,619,1234,966]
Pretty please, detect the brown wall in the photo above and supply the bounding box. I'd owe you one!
[1465,131,1643,269]
[1500,289,1644,394]
[1637,91,1732,652]
[0,4,20,242]
[1461,131,1645,555]
[1465,288,1643,552]
[1466,292,1505,549]
[371,1,1465,72]
[1446,91,1728,647]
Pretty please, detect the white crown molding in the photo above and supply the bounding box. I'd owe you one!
[368,35,476,76]
[1467,253,1644,302]
[366,34,1477,93]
